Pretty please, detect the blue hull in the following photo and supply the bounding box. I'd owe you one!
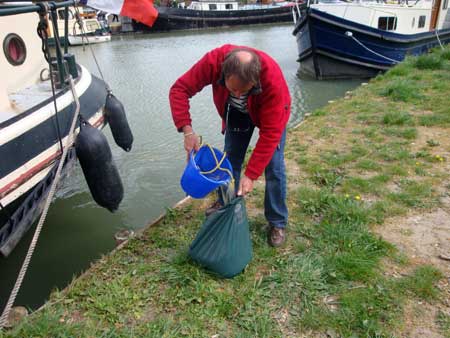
[293,8,450,79]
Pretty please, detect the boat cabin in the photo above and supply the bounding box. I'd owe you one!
[188,0,239,11]
[53,6,104,37]
[310,0,450,34]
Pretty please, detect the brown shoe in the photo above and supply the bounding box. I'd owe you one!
[268,225,286,247]
[205,201,222,217]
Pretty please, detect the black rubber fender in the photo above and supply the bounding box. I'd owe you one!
[104,93,134,152]
[75,122,124,212]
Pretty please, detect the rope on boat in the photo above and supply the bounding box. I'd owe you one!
[0,75,81,329]
[37,3,65,153]
[295,0,302,20]
[346,31,400,64]
[435,29,444,50]
[73,2,109,90]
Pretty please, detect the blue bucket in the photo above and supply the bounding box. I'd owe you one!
[181,145,233,199]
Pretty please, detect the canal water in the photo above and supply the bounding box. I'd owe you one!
[0,24,361,311]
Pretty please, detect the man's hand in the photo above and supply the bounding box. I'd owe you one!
[182,125,201,161]
[237,175,254,196]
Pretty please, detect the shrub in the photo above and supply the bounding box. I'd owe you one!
[382,111,412,126]
[378,79,422,102]
[440,49,450,60]
[414,54,443,70]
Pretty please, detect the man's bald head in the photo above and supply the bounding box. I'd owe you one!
[222,48,261,86]
[235,50,254,64]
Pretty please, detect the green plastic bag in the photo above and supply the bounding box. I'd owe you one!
[189,196,252,278]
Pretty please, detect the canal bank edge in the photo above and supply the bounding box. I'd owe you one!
[3,47,450,337]
[31,196,192,313]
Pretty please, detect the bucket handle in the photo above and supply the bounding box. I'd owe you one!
[196,144,234,182]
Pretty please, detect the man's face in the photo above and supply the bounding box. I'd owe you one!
[225,75,254,97]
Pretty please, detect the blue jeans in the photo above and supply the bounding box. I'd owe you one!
[221,111,288,229]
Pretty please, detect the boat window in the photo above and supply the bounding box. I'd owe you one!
[225,4,233,9]
[57,8,74,20]
[412,17,415,28]
[418,15,426,28]
[443,0,448,10]
[86,21,101,31]
[209,4,218,10]
[378,17,397,31]
[3,33,26,66]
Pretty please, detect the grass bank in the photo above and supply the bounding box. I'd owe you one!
[3,47,450,337]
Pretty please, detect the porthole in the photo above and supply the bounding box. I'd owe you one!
[3,33,27,66]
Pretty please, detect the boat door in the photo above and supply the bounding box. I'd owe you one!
[430,0,442,29]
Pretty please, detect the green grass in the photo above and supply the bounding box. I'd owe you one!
[381,111,413,126]
[385,63,411,77]
[355,159,382,171]
[437,311,450,338]
[311,169,344,189]
[378,79,423,102]
[388,179,437,208]
[441,49,450,60]
[419,113,450,127]
[311,109,328,117]
[332,280,402,335]
[414,54,443,70]
[382,127,417,139]
[397,266,442,300]
[374,141,411,162]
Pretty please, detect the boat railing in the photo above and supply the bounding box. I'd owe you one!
[0,0,74,17]
[187,2,291,10]
[240,3,290,9]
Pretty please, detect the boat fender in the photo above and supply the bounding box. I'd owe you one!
[104,93,134,152]
[75,122,124,212]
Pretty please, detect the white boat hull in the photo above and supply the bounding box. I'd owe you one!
[68,34,111,46]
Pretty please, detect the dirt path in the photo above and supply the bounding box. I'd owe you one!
[375,182,450,337]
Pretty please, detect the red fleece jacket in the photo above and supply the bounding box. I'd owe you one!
[169,44,291,180]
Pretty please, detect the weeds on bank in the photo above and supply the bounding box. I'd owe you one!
[438,311,450,338]
[4,47,450,338]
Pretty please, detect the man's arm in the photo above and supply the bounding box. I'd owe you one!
[169,46,228,132]
[245,91,290,180]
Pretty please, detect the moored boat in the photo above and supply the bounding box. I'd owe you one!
[133,0,302,32]
[0,1,110,256]
[48,5,111,46]
[293,0,450,79]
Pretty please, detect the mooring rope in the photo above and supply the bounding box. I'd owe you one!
[37,3,65,153]
[435,29,444,50]
[346,31,400,64]
[73,2,108,89]
[0,75,81,329]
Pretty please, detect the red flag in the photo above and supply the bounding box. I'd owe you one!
[121,0,158,27]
